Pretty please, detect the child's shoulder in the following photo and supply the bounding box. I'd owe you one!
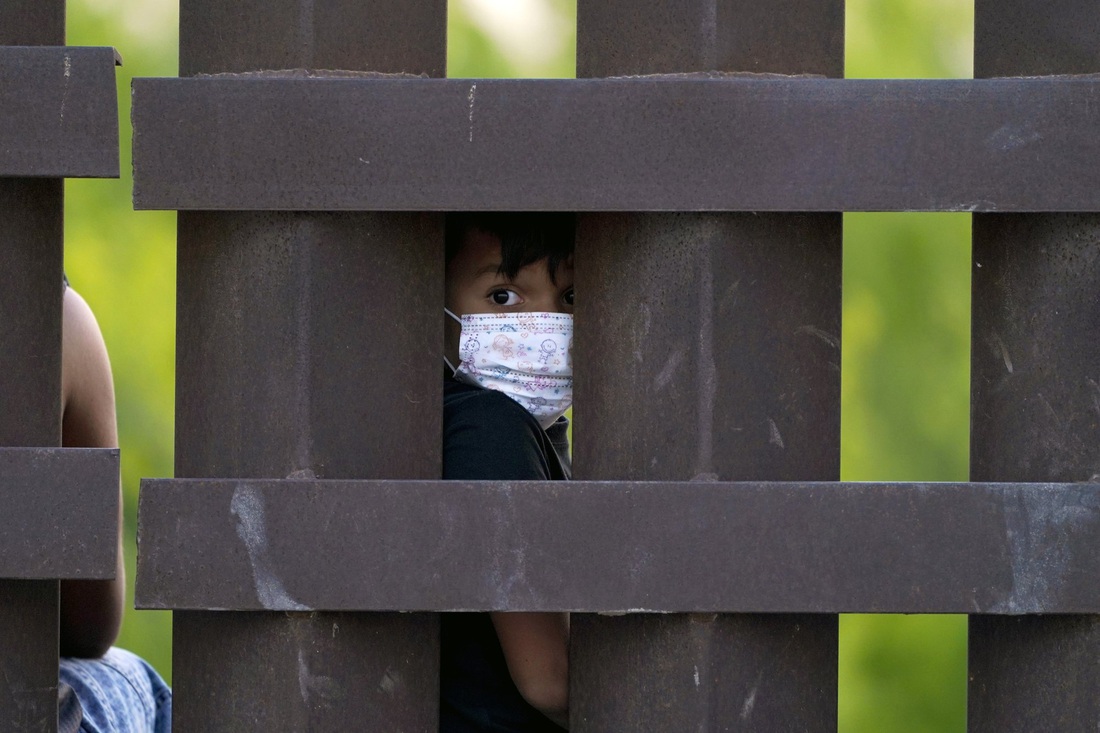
[444,377,541,432]
[443,377,570,481]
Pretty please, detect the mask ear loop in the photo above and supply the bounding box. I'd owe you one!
[444,308,462,376]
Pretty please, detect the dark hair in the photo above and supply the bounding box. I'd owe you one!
[446,212,575,282]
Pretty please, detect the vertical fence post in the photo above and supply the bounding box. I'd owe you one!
[0,3,67,729]
[572,1,844,729]
[0,179,64,728]
[970,3,1100,727]
[171,1,446,729]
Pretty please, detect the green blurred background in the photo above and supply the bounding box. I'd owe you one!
[64,1,973,730]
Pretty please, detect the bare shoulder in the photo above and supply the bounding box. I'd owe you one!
[59,287,125,656]
[61,287,117,449]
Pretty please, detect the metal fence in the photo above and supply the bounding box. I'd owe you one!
[6,0,1099,730]
[1,4,121,730]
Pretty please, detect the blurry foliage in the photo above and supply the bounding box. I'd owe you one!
[63,1,974,729]
[842,2,972,731]
[66,0,179,684]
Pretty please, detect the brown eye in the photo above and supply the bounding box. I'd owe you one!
[490,289,521,306]
[562,288,575,307]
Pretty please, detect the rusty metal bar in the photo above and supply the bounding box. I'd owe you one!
[0,3,64,46]
[170,1,446,729]
[571,2,842,729]
[969,0,1100,729]
[2,5,67,729]
[179,0,445,77]
[975,0,1100,77]
[969,615,1100,730]
[0,581,60,731]
[577,0,844,78]
[571,612,838,728]
[0,46,120,177]
[971,215,1100,484]
[0,448,119,579]
[172,611,438,729]
[132,76,1100,213]
[174,213,441,480]
[970,217,1100,724]
[0,178,64,449]
[136,478,1100,614]
[172,215,442,733]
[574,214,841,481]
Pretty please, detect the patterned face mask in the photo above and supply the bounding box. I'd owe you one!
[445,309,573,429]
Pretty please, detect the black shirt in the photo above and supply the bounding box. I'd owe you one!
[442,376,570,482]
[440,376,569,732]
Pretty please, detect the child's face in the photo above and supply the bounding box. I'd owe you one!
[445,227,574,366]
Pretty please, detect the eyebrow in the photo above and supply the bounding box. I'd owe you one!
[473,262,505,279]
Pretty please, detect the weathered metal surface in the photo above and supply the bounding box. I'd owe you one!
[577,0,844,78]
[174,212,442,480]
[0,179,63,447]
[972,214,1100,483]
[0,101,64,726]
[969,8,1100,731]
[970,218,1100,725]
[0,448,119,578]
[0,581,59,733]
[0,46,120,178]
[0,2,64,46]
[179,0,446,77]
[173,611,439,732]
[132,76,1100,212]
[134,479,1100,613]
[975,0,1100,77]
[172,214,443,731]
[575,213,841,481]
[171,2,447,727]
[572,613,838,731]
[572,6,841,729]
[970,615,1100,730]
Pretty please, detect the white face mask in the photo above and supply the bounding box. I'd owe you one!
[445,309,574,429]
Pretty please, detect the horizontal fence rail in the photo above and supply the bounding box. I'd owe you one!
[132,76,1100,212]
[0,46,121,177]
[0,448,120,579]
[137,478,1100,614]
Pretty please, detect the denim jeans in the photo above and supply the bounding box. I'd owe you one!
[59,647,171,733]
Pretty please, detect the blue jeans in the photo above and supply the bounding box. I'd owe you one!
[59,648,171,733]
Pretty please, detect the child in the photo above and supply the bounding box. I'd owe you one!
[440,213,574,732]
[58,278,171,732]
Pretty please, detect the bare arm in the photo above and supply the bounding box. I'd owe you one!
[444,389,571,726]
[59,287,124,658]
[492,611,570,727]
